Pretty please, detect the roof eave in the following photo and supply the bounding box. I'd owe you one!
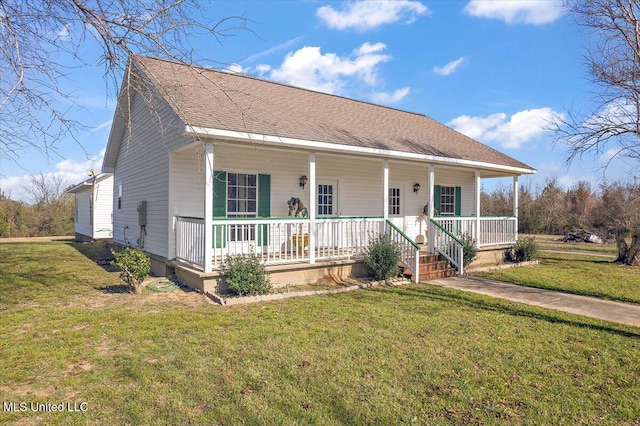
[184,126,537,176]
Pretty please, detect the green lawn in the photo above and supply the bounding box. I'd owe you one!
[477,251,640,305]
[521,234,619,254]
[1,242,639,425]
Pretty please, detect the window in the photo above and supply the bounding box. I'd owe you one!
[89,194,93,225]
[74,195,78,223]
[389,187,401,215]
[227,173,257,241]
[317,184,334,215]
[118,184,122,210]
[440,186,455,215]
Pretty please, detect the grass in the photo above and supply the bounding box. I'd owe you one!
[478,251,640,305]
[522,234,618,254]
[0,242,639,425]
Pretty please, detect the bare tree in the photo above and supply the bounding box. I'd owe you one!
[0,1,250,161]
[22,173,69,205]
[592,180,640,265]
[555,0,640,165]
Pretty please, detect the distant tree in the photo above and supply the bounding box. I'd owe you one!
[517,181,541,234]
[536,178,569,235]
[0,1,251,162]
[556,0,640,166]
[591,180,640,265]
[0,195,29,237]
[22,173,68,205]
[565,181,595,230]
[480,183,512,216]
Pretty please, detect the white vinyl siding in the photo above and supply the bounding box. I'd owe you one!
[112,85,194,255]
[93,177,114,239]
[71,175,113,239]
[74,190,92,238]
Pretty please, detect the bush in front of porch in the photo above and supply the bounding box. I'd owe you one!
[223,253,272,296]
[364,233,401,282]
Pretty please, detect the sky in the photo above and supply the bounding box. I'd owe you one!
[2,0,638,202]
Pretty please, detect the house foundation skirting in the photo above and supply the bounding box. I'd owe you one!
[171,259,372,295]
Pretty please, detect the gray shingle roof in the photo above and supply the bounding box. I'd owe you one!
[134,55,534,172]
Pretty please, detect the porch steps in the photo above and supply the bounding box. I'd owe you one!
[401,253,457,281]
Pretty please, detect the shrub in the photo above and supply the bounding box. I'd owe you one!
[224,253,271,296]
[111,247,151,294]
[364,233,401,281]
[460,233,478,267]
[507,237,539,263]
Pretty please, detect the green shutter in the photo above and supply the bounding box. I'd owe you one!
[257,174,271,217]
[213,171,226,249]
[213,171,227,218]
[257,174,271,245]
[455,186,462,216]
[434,185,441,216]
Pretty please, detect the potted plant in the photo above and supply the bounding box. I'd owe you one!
[287,197,309,254]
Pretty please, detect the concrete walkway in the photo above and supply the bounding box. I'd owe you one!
[428,276,640,328]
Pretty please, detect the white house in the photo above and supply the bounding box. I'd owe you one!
[67,172,114,241]
[102,56,535,291]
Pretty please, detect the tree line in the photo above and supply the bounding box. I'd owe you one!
[0,174,74,238]
[483,178,640,265]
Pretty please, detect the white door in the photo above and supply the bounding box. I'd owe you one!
[389,184,405,232]
[316,180,339,250]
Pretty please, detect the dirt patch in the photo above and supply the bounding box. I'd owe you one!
[0,236,74,244]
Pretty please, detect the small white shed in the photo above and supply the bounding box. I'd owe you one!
[67,173,114,241]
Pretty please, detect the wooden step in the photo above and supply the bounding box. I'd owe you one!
[400,253,457,281]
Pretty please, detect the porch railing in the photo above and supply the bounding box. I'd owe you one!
[175,216,205,267]
[430,219,464,275]
[175,216,390,270]
[386,220,420,282]
[431,216,516,247]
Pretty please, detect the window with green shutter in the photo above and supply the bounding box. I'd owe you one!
[435,185,461,216]
[211,171,271,247]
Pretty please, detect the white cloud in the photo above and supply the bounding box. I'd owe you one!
[317,0,430,31]
[263,43,392,95]
[56,23,71,40]
[447,113,507,140]
[557,174,597,189]
[448,107,564,148]
[370,87,411,104]
[243,36,305,63]
[1,149,106,203]
[226,63,248,74]
[255,64,272,75]
[599,147,624,165]
[433,57,466,76]
[463,0,563,25]
[92,120,113,133]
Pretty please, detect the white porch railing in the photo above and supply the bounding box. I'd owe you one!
[176,216,395,270]
[431,216,517,247]
[314,217,386,261]
[175,216,205,267]
[386,220,420,282]
[430,219,464,275]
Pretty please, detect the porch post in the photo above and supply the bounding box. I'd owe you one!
[204,143,214,273]
[383,160,389,220]
[513,175,519,242]
[475,170,481,244]
[428,164,435,252]
[309,152,316,264]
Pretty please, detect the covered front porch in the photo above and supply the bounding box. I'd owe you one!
[168,141,522,281]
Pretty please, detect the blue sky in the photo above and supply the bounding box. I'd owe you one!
[2,0,636,202]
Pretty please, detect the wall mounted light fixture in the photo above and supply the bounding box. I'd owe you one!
[413,183,421,193]
[299,175,308,189]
